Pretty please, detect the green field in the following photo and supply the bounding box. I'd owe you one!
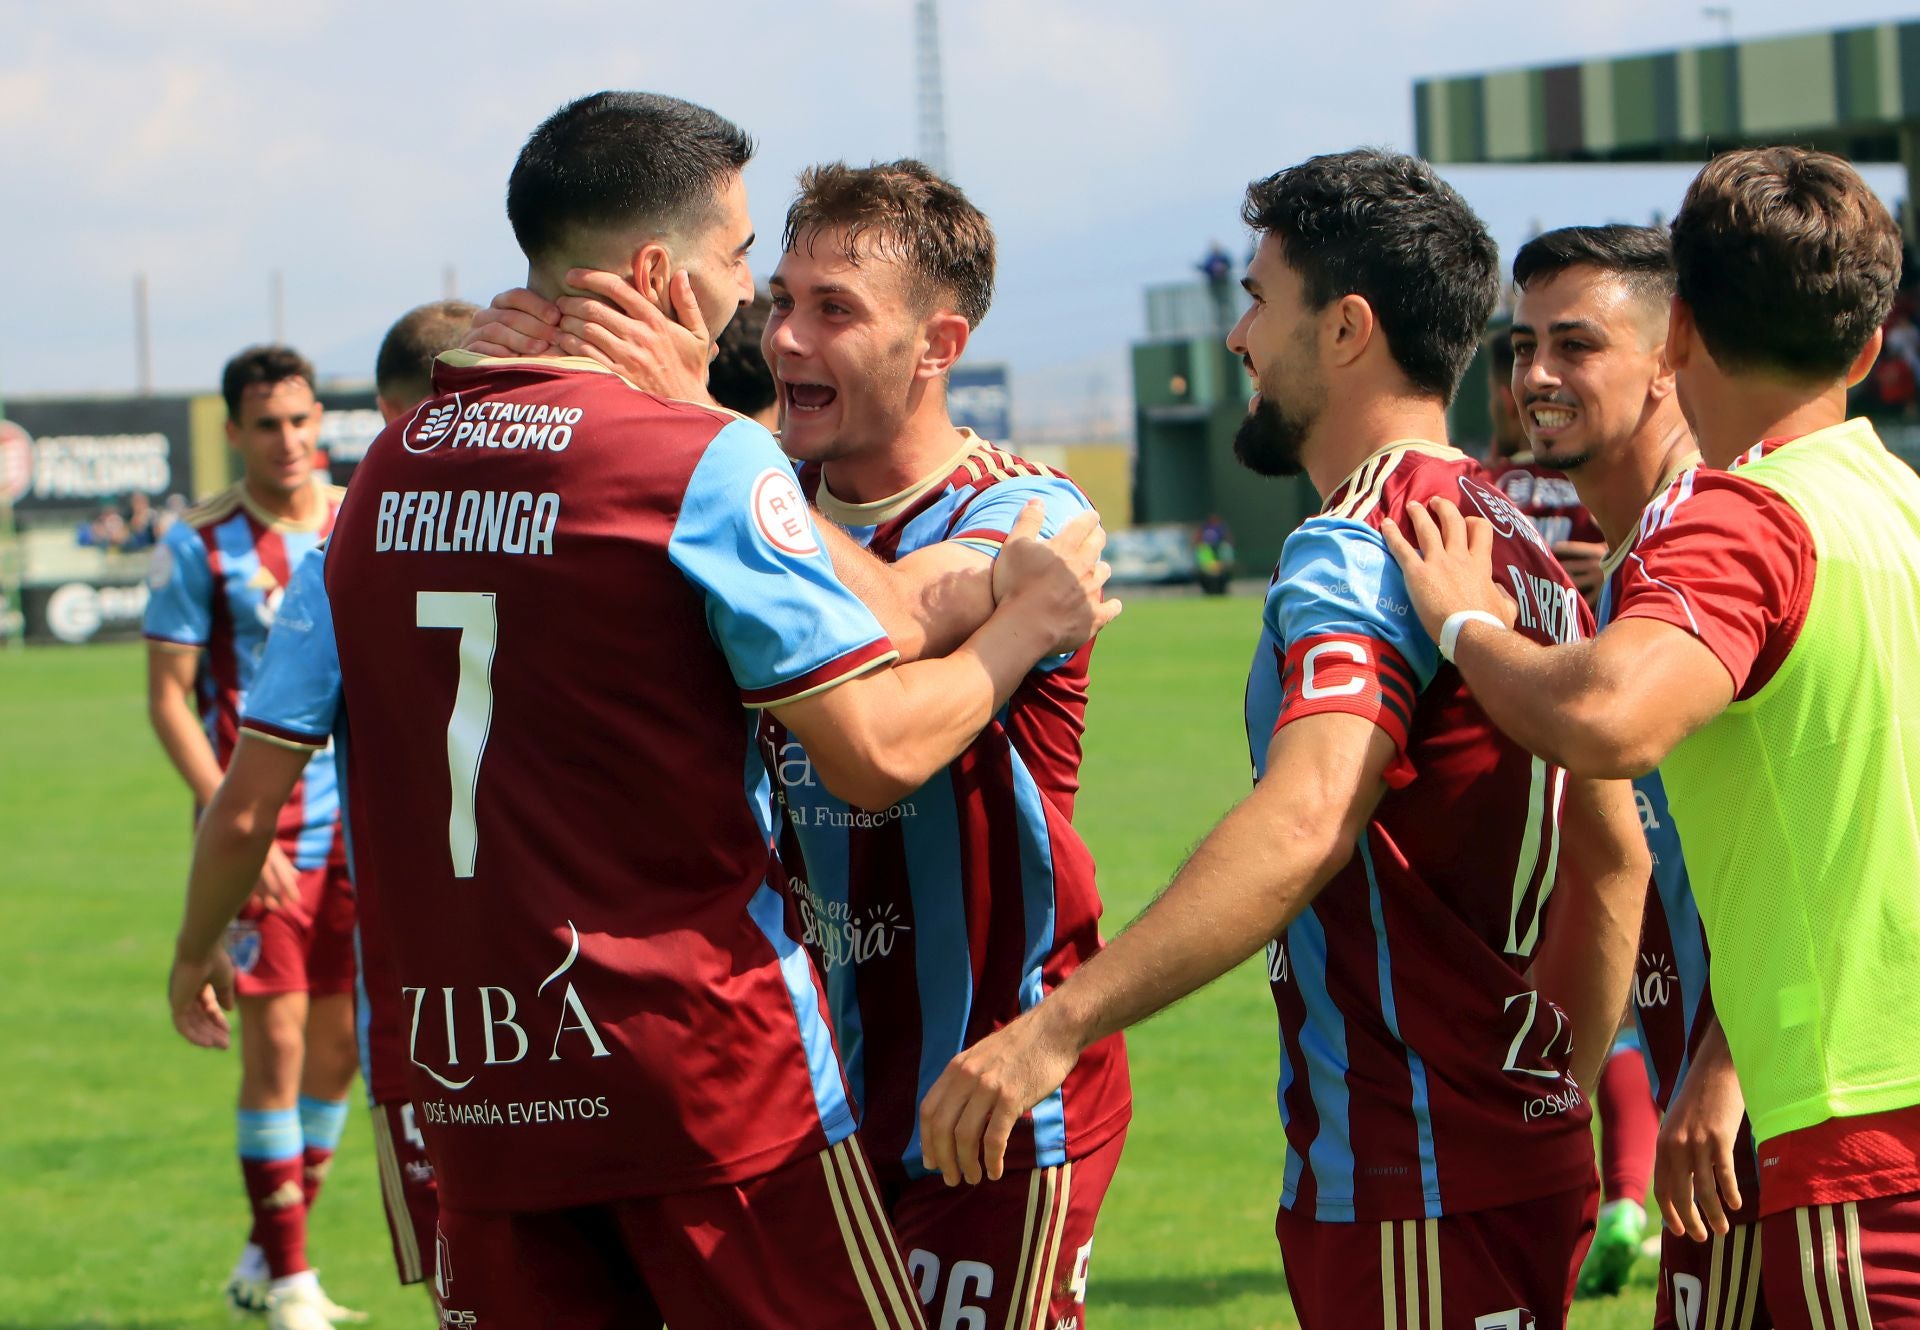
[0,597,1655,1328]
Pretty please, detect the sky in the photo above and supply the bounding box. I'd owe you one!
[1,0,1911,434]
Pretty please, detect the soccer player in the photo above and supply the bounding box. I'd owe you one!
[1481,322,1609,602]
[176,91,1116,1330]
[467,160,1134,1329]
[709,290,779,427]
[1386,146,1920,1326]
[918,149,1650,1330]
[167,301,478,1327]
[143,345,358,1321]
[1507,225,1767,1323]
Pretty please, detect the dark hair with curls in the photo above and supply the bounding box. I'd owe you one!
[782,160,996,327]
[1670,147,1901,379]
[1242,148,1500,403]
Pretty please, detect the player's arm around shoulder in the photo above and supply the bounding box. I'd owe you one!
[1383,496,1731,777]
[775,500,1117,810]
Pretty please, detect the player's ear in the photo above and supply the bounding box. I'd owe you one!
[631,243,673,310]
[918,309,970,380]
[1327,293,1375,370]
[1665,295,1694,372]
[1846,324,1884,389]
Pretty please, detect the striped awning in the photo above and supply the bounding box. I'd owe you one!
[1416,22,1920,164]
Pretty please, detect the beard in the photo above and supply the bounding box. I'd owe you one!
[1233,392,1313,477]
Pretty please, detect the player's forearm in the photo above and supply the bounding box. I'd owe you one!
[817,605,1049,809]
[147,687,225,805]
[175,806,277,959]
[1034,779,1356,1054]
[1450,625,1657,777]
[819,524,933,662]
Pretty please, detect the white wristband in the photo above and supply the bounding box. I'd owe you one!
[1439,610,1505,663]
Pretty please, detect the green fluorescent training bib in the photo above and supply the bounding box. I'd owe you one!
[1660,419,1920,1144]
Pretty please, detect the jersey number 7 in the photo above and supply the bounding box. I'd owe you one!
[416,591,497,879]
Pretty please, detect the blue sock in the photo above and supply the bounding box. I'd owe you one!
[297,1095,349,1154]
[236,1107,302,1162]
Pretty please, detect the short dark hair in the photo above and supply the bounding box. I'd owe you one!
[1242,149,1499,403]
[782,160,996,327]
[1671,147,1901,380]
[222,345,316,420]
[1485,319,1515,377]
[506,91,754,265]
[375,300,479,411]
[709,291,776,417]
[1512,225,1675,310]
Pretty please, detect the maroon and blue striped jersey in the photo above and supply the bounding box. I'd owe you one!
[761,433,1131,1180]
[143,480,344,869]
[325,353,897,1212]
[1245,441,1597,1222]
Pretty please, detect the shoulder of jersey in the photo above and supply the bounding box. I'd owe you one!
[322,482,347,507]
[1326,445,1466,527]
[954,438,1076,493]
[181,482,247,530]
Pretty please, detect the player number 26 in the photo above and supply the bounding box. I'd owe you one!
[415,591,498,879]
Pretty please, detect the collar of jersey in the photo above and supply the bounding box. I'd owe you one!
[814,429,984,530]
[1602,447,1701,576]
[1320,439,1457,515]
[435,348,731,409]
[237,477,336,534]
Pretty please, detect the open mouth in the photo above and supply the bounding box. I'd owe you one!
[784,381,838,415]
[1529,404,1576,430]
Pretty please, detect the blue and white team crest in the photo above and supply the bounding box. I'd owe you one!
[223,919,262,975]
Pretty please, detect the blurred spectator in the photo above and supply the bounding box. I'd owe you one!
[1194,514,1235,595]
[1199,242,1235,331]
[122,492,159,551]
[76,503,130,550]
[709,291,778,428]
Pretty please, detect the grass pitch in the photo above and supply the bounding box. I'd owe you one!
[0,598,1655,1327]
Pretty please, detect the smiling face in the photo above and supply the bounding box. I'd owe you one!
[1510,265,1670,473]
[763,227,935,466]
[226,377,322,499]
[1224,234,1326,477]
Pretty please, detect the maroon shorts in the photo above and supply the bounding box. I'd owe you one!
[1761,1193,1920,1330]
[224,862,356,998]
[883,1129,1124,1330]
[1653,1222,1771,1330]
[1276,1182,1597,1330]
[432,1137,925,1330]
[369,1101,438,1287]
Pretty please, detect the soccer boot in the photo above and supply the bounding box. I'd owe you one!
[225,1272,270,1317]
[312,1279,369,1325]
[266,1284,336,1330]
[1576,1197,1647,1297]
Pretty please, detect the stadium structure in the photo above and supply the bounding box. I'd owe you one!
[1130,18,1920,576]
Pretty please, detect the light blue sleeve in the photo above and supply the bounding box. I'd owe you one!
[1268,516,1439,690]
[142,519,213,646]
[946,473,1091,558]
[240,545,340,746]
[667,419,894,705]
